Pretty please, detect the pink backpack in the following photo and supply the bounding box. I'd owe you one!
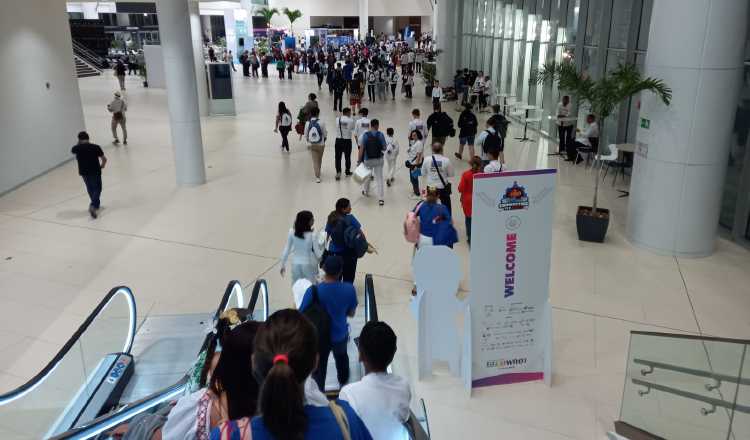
[404,202,423,243]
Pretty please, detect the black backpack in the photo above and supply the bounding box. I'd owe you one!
[330,216,369,258]
[483,129,503,155]
[364,132,383,159]
[302,285,331,352]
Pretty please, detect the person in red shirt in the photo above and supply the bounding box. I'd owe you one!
[457,156,483,245]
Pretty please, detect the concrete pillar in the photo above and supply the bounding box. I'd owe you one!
[435,0,458,85]
[358,0,369,41]
[81,2,99,20]
[224,9,237,59]
[626,0,748,256]
[157,0,207,186]
[189,0,209,117]
[241,0,255,49]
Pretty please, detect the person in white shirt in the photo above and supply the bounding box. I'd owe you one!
[404,70,414,98]
[303,107,327,182]
[421,141,455,213]
[384,127,400,186]
[570,114,600,163]
[431,80,443,107]
[483,148,505,173]
[340,321,411,440]
[476,122,500,165]
[556,95,574,156]
[472,73,485,107]
[354,107,371,148]
[415,50,424,73]
[107,91,128,145]
[280,210,324,286]
[479,75,493,111]
[408,109,427,140]
[388,68,400,100]
[406,130,425,199]
[335,108,355,179]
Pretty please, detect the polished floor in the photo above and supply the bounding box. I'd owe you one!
[0,69,749,439]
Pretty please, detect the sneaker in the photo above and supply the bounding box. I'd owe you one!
[336,173,341,181]
[454,152,462,160]
[113,139,120,145]
[316,178,321,183]
[89,206,97,219]
[386,179,392,187]
[123,140,128,145]
[362,190,368,197]
[379,200,385,206]
[345,171,353,177]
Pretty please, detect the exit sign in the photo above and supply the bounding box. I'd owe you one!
[640,118,650,129]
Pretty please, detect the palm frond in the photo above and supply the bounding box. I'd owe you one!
[283,8,303,23]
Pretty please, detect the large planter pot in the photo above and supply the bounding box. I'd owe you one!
[576,206,610,243]
[425,85,433,97]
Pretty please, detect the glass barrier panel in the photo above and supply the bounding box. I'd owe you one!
[0,290,134,439]
[621,333,745,439]
[728,345,749,438]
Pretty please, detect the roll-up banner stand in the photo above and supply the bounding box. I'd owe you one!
[469,169,556,389]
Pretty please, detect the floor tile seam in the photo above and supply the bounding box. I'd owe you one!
[1,214,279,261]
[551,305,701,335]
[673,256,704,336]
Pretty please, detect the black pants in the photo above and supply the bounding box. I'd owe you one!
[82,174,102,209]
[368,84,376,101]
[278,68,284,79]
[261,65,268,77]
[335,139,353,174]
[333,92,344,111]
[128,64,137,75]
[570,140,593,161]
[416,62,422,73]
[279,126,291,151]
[438,187,452,215]
[252,64,259,77]
[433,97,441,108]
[242,63,250,76]
[313,337,349,391]
[558,125,574,154]
[287,66,293,79]
[391,84,397,99]
[317,74,325,89]
[405,85,412,98]
[331,251,358,284]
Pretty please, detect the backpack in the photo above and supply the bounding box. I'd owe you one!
[331,217,368,258]
[302,285,331,353]
[482,129,502,155]
[363,132,383,159]
[307,119,322,144]
[404,202,423,243]
[281,112,292,127]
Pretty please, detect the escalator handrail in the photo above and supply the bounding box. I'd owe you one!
[0,286,136,406]
[364,274,378,323]
[51,280,264,439]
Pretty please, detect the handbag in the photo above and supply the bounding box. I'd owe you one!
[404,201,423,243]
[432,155,452,195]
[353,162,372,184]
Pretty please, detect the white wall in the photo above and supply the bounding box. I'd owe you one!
[0,0,85,195]
[373,16,394,35]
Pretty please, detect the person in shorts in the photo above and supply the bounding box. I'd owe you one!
[456,103,477,161]
[349,71,364,114]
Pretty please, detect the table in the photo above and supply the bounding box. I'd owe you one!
[514,105,538,142]
[613,143,636,197]
[548,116,578,156]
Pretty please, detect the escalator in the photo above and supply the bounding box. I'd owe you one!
[0,279,269,440]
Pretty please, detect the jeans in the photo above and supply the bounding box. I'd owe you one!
[377,84,387,101]
[317,74,325,89]
[368,84,376,101]
[334,138,353,174]
[363,158,384,200]
[558,125,574,154]
[313,337,350,391]
[82,174,102,209]
[410,168,420,195]
[333,92,344,111]
[279,126,291,151]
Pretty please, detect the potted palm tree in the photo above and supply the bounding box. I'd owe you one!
[256,7,279,32]
[531,61,671,243]
[283,8,303,36]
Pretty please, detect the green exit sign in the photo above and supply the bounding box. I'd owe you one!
[640,118,650,129]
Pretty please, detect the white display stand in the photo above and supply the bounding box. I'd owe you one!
[143,45,166,89]
[469,169,556,388]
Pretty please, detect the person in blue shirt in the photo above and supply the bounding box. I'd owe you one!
[244,309,372,440]
[343,60,354,94]
[324,198,365,284]
[300,256,358,391]
[416,186,452,249]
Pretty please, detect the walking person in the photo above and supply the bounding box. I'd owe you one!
[421,141,455,214]
[71,132,107,219]
[376,67,387,101]
[358,119,388,206]
[458,156,483,245]
[403,68,414,99]
[406,130,424,199]
[304,107,327,183]
[332,68,346,112]
[354,107,371,150]
[313,60,325,90]
[276,56,285,80]
[431,79,443,107]
[279,210,324,286]
[325,198,366,284]
[114,59,127,91]
[349,71,364,114]
[335,108,355,180]
[409,108,427,140]
[456,103,478,161]
[107,91,128,145]
[426,103,454,146]
[274,101,293,153]
[384,127,400,186]
[367,68,377,102]
[388,67,400,100]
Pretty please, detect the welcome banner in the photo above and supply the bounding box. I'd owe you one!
[469,169,556,388]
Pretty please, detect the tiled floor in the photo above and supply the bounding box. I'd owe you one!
[0,70,748,439]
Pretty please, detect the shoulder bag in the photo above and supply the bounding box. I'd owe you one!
[329,401,352,440]
[432,155,452,195]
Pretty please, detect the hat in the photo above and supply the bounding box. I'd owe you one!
[114,91,121,97]
[322,255,344,276]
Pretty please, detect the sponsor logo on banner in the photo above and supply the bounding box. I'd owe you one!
[486,357,528,369]
[498,182,530,211]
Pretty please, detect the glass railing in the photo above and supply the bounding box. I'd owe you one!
[0,286,136,439]
[618,331,749,440]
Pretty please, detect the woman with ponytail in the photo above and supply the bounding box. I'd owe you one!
[245,309,372,440]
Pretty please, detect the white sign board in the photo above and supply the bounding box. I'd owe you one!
[469,169,556,388]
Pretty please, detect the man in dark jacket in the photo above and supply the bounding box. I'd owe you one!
[456,103,478,160]
[426,103,455,146]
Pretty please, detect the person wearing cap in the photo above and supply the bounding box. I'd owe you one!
[107,91,128,145]
[71,132,107,219]
[299,255,358,391]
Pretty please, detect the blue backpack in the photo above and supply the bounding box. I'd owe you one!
[332,217,369,258]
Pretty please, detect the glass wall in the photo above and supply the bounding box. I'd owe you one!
[458,0,653,145]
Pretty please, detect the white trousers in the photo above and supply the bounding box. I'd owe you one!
[386,157,398,180]
[363,158,385,200]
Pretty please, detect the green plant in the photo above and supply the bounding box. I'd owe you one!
[421,62,437,84]
[531,61,671,214]
[283,8,303,34]
[256,7,279,28]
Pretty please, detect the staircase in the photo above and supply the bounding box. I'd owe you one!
[74,56,101,78]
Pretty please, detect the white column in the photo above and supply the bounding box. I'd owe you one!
[157,0,207,186]
[224,9,237,58]
[241,0,255,48]
[81,2,99,20]
[435,0,458,86]
[189,0,209,117]
[626,0,748,256]
[358,0,369,41]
